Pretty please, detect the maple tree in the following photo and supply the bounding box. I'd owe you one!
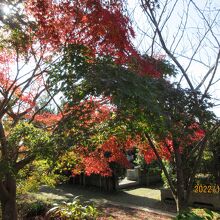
[50,44,215,212]
[118,82,214,212]
[0,0,163,219]
[127,0,220,211]
[53,98,134,178]
[119,85,214,212]
[0,0,214,217]
[43,0,218,212]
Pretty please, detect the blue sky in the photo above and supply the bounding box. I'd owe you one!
[127,0,220,117]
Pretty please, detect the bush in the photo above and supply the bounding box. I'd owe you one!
[194,173,216,185]
[25,201,47,218]
[17,160,62,194]
[175,208,220,220]
[175,208,218,220]
[54,151,81,177]
[17,198,49,219]
[46,196,99,220]
[134,154,161,175]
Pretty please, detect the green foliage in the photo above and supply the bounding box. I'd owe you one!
[134,153,161,175]
[23,200,48,218]
[47,43,215,210]
[161,160,177,188]
[0,23,31,53]
[8,121,53,159]
[192,126,220,185]
[48,44,214,142]
[199,150,213,174]
[17,160,61,194]
[175,208,215,220]
[54,151,81,177]
[194,174,216,185]
[205,126,220,184]
[47,44,91,102]
[17,193,52,219]
[46,196,99,220]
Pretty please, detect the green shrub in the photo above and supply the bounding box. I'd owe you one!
[25,201,47,218]
[175,208,217,220]
[54,151,80,177]
[194,173,216,185]
[17,199,49,219]
[134,154,161,175]
[17,160,62,194]
[46,196,99,220]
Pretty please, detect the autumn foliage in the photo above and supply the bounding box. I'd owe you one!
[140,124,205,165]
[0,0,212,218]
[54,95,206,177]
[74,136,135,176]
[55,98,133,176]
[25,0,160,77]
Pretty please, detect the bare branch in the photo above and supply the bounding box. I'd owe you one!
[141,0,195,91]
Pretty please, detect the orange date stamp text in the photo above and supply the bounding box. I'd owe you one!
[194,185,220,194]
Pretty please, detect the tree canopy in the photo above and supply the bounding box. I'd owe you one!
[0,0,218,218]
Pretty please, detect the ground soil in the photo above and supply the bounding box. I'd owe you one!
[98,204,172,220]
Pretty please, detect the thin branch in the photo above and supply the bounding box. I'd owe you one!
[29,96,54,123]
[196,65,216,90]
[143,132,176,195]
[141,0,195,91]
[202,50,220,98]
[15,155,35,172]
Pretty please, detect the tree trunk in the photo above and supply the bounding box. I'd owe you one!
[213,149,220,185]
[1,197,17,220]
[175,172,187,212]
[1,175,17,220]
[174,145,188,212]
[175,196,187,213]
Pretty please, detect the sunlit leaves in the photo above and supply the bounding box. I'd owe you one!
[8,122,52,157]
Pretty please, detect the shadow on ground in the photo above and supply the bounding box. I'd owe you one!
[39,183,176,214]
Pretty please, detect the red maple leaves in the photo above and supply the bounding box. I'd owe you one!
[73,135,134,177]
[25,0,160,77]
[62,98,133,176]
[63,97,206,176]
[25,0,133,56]
[139,124,205,165]
[0,0,178,178]
[34,112,62,127]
